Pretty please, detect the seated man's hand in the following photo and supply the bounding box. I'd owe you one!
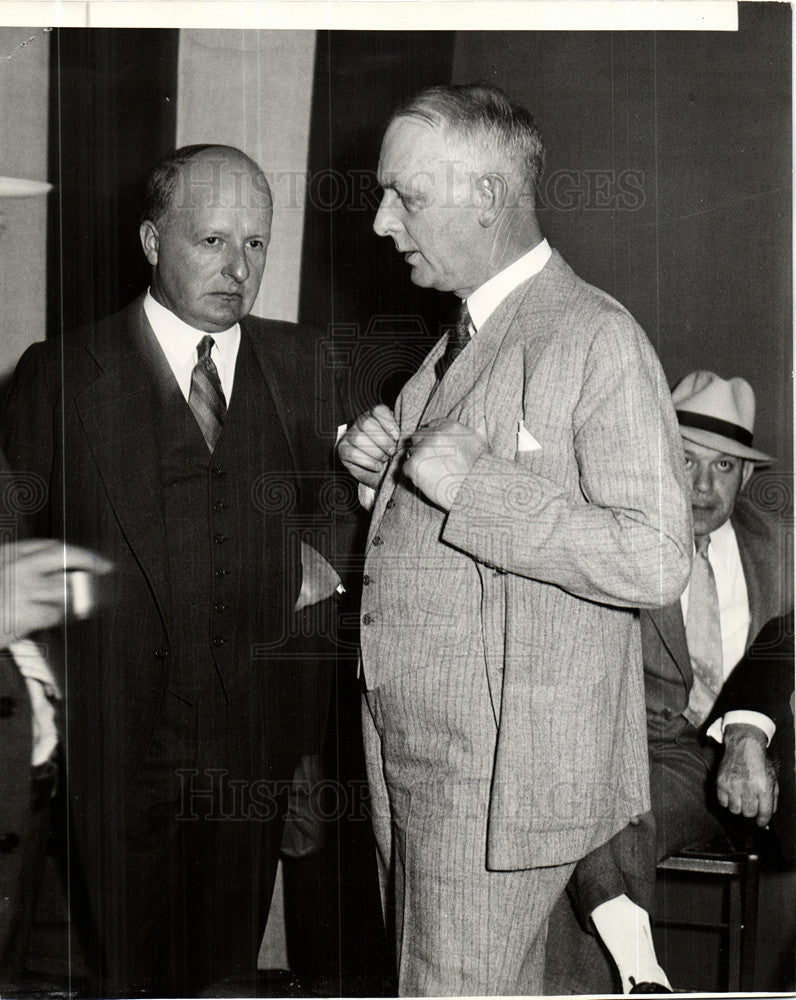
[0,539,112,646]
[716,722,779,827]
[338,405,399,490]
[404,418,486,512]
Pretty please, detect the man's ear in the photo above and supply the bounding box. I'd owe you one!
[139,220,160,266]
[476,173,508,228]
[740,460,755,491]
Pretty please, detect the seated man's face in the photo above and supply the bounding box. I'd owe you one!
[683,438,751,538]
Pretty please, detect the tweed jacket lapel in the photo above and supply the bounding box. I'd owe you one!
[73,296,169,619]
[243,318,299,482]
[370,259,552,535]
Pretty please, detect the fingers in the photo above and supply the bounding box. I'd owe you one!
[756,771,779,828]
[339,408,400,483]
[6,539,112,576]
[370,404,400,440]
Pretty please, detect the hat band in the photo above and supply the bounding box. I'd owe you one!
[677,410,753,448]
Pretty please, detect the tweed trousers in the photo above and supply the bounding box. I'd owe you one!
[362,653,574,997]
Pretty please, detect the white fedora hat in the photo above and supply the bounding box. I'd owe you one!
[671,370,773,465]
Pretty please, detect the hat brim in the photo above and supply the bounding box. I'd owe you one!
[679,425,774,465]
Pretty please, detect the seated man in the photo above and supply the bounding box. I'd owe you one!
[546,370,793,994]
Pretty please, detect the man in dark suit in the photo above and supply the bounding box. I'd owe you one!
[547,371,793,994]
[1,144,345,998]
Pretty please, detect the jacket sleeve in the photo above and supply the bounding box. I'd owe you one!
[441,314,692,609]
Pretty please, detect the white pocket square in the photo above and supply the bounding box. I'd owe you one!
[517,420,542,454]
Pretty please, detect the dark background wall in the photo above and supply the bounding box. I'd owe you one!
[47,29,178,336]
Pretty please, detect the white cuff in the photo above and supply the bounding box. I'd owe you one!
[706,710,776,746]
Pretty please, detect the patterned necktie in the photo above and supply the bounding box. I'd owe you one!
[683,534,724,726]
[434,302,471,382]
[189,335,227,452]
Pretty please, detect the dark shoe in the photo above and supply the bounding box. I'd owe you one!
[628,979,673,994]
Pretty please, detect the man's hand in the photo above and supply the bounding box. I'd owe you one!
[404,418,487,512]
[0,539,112,646]
[716,722,779,827]
[338,405,400,490]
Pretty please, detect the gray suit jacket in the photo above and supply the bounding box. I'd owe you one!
[643,494,792,731]
[361,250,692,868]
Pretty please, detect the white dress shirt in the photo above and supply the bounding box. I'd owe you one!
[466,238,552,334]
[144,290,240,404]
[685,518,775,743]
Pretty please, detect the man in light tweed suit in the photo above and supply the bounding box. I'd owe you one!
[338,84,692,996]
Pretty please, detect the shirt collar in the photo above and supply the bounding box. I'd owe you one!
[465,238,552,334]
[143,289,240,371]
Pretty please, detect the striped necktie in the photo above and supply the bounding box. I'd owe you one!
[683,534,724,726]
[189,335,227,451]
[435,302,471,382]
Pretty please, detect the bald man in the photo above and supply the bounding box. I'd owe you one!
[1,145,344,997]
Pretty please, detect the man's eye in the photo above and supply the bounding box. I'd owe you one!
[204,236,220,246]
[716,460,734,472]
[248,239,264,250]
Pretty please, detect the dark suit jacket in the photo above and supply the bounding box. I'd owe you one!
[0,295,348,797]
[643,495,793,733]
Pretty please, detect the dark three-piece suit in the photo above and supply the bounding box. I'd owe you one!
[0,295,346,996]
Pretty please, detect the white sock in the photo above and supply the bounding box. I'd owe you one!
[591,893,672,993]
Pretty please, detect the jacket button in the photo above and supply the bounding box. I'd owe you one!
[0,833,19,854]
[0,697,16,718]
[154,648,169,661]
[662,707,673,720]
[372,536,382,547]
[385,498,395,510]
[214,534,228,544]
[362,574,371,586]
[211,468,225,479]
[362,613,373,626]
[213,636,226,647]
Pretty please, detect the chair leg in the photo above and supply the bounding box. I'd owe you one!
[739,854,761,992]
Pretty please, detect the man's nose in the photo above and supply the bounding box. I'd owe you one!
[692,465,713,494]
[222,245,250,283]
[373,193,401,238]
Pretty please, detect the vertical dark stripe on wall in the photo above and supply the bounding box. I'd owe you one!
[47,29,179,338]
[300,31,456,410]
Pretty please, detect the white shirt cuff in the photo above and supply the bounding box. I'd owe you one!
[706,710,776,746]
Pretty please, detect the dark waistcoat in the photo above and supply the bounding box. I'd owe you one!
[155,331,297,704]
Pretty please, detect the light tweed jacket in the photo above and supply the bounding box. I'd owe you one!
[360,250,692,869]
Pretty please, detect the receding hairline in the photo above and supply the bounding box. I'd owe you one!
[141,143,272,228]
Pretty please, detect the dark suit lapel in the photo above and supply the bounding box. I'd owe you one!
[73,297,169,619]
[646,602,693,688]
[734,504,779,645]
[243,319,298,478]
